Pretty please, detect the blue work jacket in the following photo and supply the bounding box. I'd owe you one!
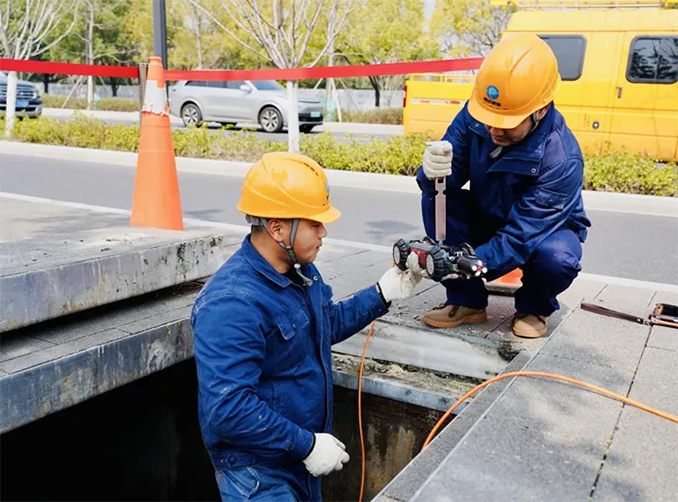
[416,103,591,281]
[191,236,388,474]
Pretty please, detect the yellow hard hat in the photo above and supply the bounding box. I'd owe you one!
[237,152,341,223]
[468,33,560,130]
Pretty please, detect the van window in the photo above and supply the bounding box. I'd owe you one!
[186,81,206,87]
[627,37,678,84]
[538,35,586,81]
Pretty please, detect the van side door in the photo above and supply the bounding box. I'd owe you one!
[611,35,678,161]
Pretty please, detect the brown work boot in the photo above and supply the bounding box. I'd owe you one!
[422,304,487,329]
[512,312,548,338]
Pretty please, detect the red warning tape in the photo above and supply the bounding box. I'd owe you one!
[0,58,139,78]
[0,57,482,81]
[164,57,483,81]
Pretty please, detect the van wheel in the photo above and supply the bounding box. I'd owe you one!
[300,125,315,133]
[259,106,283,133]
[181,103,203,127]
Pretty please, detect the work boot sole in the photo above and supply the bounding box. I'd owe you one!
[422,312,488,329]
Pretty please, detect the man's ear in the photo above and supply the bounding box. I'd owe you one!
[536,103,551,121]
[266,219,286,243]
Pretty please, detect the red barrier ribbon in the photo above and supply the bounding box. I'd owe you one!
[0,57,482,81]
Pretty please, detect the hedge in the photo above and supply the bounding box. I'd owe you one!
[4,115,677,196]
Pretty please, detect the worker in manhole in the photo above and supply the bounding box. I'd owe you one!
[191,152,424,501]
[417,33,591,338]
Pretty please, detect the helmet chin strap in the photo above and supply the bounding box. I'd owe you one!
[276,218,313,287]
[246,216,313,286]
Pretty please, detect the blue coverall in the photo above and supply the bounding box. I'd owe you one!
[417,104,591,316]
[191,236,388,501]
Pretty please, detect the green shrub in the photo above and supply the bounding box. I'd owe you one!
[584,151,678,197]
[339,107,403,125]
[3,116,676,196]
[41,94,139,112]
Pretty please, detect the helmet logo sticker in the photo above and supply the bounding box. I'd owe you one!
[486,85,499,100]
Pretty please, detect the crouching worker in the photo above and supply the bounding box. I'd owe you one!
[418,33,591,338]
[191,152,423,501]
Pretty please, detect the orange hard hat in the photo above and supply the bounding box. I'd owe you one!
[468,33,560,130]
[237,152,341,224]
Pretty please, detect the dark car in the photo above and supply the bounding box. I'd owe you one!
[0,72,43,119]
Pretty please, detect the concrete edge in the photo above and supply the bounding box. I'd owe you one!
[331,369,470,414]
[0,235,239,333]
[0,318,194,434]
[2,141,677,214]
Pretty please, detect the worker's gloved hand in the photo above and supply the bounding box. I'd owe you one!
[406,251,429,280]
[422,140,453,179]
[303,433,350,477]
[377,253,423,302]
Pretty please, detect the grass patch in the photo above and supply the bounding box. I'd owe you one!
[4,115,677,196]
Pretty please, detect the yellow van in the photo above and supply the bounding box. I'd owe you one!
[403,0,678,161]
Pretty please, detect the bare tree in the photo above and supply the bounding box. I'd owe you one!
[0,0,79,136]
[78,0,126,109]
[188,0,362,153]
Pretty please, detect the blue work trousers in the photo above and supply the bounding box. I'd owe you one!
[216,464,321,502]
[423,189,582,316]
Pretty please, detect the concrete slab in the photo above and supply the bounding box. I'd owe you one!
[647,325,678,352]
[556,276,607,309]
[593,347,678,501]
[398,282,663,502]
[540,308,650,371]
[590,283,657,316]
[374,351,533,502]
[410,352,636,502]
[0,197,241,332]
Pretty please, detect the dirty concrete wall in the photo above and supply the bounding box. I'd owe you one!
[324,388,449,502]
[1,360,449,501]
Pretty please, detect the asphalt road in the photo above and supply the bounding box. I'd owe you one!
[1,152,676,285]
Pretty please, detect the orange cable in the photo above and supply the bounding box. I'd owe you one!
[357,320,376,502]
[422,370,678,450]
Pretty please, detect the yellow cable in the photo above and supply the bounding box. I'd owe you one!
[357,320,376,502]
[422,371,678,450]
[356,329,678,499]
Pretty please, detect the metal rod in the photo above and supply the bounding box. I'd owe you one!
[152,0,168,70]
[138,63,148,125]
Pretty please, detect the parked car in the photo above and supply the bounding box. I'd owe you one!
[169,79,323,133]
[0,72,43,119]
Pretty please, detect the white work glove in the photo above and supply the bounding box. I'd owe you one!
[422,140,453,180]
[303,433,350,477]
[377,253,424,302]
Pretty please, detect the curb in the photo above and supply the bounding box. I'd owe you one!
[1,141,677,216]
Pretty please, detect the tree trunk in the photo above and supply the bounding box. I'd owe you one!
[369,76,381,108]
[110,79,118,97]
[4,71,18,137]
[85,5,95,109]
[43,74,50,94]
[286,80,300,153]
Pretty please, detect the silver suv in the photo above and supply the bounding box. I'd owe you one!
[169,79,323,133]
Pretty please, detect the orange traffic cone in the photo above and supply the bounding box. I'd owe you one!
[486,268,523,295]
[130,56,183,230]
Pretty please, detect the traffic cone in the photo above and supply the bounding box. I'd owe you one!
[130,56,183,230]
[486,268,523,295]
